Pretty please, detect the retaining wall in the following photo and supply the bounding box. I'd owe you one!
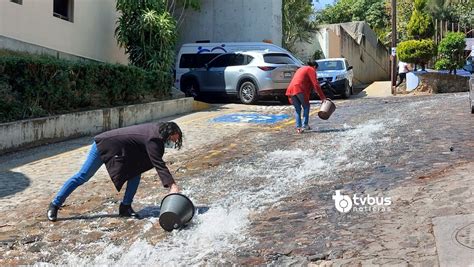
[0,98,207,154]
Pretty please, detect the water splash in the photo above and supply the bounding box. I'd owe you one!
[44,118,398,266]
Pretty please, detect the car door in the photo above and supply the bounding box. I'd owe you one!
[201,54,233,93]
[223,54,247,94]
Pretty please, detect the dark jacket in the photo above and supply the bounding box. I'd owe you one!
[94,123,174,192]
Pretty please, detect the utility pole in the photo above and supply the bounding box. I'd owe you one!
[390,0,397,95]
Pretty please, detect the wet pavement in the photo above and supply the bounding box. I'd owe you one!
[0,93,473,266]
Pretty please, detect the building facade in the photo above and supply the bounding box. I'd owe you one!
[1,0,281,63]
[0,0,127,63]
[177,0,283,47]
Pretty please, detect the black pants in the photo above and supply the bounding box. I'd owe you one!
[396,73,406,87]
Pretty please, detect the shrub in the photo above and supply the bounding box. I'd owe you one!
[0,53,171,123]
[397,39,437,69]
[312,50,324,60]
[435,32,466,74]
[407,0,434,39]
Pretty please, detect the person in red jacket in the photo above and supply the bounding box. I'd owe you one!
[286,61,327,133]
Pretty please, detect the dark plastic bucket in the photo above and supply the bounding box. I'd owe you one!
[318,99,336,120]
[159,193,195,232]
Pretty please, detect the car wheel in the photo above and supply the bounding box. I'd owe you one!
[341,81,351,99]
[239,81,258,104]
[183,80,199,98]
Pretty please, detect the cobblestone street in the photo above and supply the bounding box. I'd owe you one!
[0,93,473,266]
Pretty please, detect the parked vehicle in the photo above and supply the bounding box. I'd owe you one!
[316,58,354,99]
[469,75,474,114]
[179,50,301,104]
[174,42,303,90]
[464,56,474,113]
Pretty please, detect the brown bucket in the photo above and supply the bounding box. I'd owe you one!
[318,99,336,120]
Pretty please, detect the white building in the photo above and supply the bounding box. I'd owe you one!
[0,0,127,63]
[1,0,282,63]
[177,0,283,47]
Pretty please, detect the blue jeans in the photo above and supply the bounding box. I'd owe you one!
[52,142,141,207]
[291,93,310,128]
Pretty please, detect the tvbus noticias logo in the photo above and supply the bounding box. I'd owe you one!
[332,190,392,213]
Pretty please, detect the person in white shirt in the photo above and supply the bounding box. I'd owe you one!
[396,61,409,87]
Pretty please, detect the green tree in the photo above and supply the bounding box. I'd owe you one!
[315,0,354,24]
[116,0,177,73]
[435,31,466,74]
[451,0,474,28]
[115,0,201,75]
[282,0,318,53]
[426,0,457,21]
[396,0,414,42]
[407,0,434,39]
[397,39,437,70]
[166,0,201,28]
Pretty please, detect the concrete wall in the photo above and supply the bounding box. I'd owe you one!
[0,98,200,154]
[336,26,390,84]
[293,22,390,85]
[0,0,127,64]
[177,0,283,47]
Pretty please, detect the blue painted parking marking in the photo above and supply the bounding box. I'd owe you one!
[212,113,289,124]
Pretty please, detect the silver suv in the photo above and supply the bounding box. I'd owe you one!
[180,51,301,104]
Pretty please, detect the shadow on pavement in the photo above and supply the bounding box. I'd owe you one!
[351,90,368,99]
[0,137,94,172]
[0,171,31,198]
[58,213,120,221]
[306,127,355,134]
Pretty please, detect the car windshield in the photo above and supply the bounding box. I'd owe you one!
[263,53,296,64]
[317,60,345,71]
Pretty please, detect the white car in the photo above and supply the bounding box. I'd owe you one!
[469,74,473,114]
[464,56,474,113]
[316,58,354,99]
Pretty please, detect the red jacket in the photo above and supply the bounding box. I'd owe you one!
[285,66,326,104]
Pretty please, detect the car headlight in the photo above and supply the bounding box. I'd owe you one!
[334,74,345,81]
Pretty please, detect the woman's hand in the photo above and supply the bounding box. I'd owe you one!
[169,183,180,194]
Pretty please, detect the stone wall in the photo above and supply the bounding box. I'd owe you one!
[415,73,469,94]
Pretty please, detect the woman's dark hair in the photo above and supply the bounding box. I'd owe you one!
[158,122,183,150]
[307,61,318,68]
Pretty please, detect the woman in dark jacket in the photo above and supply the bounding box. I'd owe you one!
[47,122,183,221]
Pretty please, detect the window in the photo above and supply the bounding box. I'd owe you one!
[179,53,221,68]
[208,54,234,68]
[245,55,254,65]
[53,0,74,22]
[263,53,296,64]
[10,0,23,5]
[228,54,246,66]
[317,60,345,71]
